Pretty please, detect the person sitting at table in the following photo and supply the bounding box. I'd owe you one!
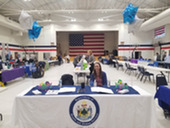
[139,56,144,60]
[73,54,82,67]
[90,62,107,87]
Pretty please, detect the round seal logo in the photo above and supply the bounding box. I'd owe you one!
[69,96,100,126]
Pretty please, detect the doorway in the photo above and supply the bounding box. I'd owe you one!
[135,51,141,59]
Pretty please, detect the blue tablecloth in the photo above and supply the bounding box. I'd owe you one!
[25,85,140,96]
[155,86,170,110]
[21,65,36,77]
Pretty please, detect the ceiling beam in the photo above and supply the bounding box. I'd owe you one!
[0,7,168,15]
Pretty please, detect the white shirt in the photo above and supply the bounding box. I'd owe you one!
[164,55,170,63]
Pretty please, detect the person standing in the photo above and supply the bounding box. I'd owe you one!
[155,52,161,61]
[86,50,95,74]
[162,51,167,61]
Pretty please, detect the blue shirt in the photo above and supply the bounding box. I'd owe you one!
[90,71,107,87]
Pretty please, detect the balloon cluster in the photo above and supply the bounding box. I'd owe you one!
[115,80,128,91]
[122,3,138,24]
[38,81,52,91]
[28,21,42,41]
[123,3,144,34]
[19,10,42,41]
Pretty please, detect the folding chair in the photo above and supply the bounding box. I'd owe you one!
[115,60,123,70]
[156,74,168,91]
[140,67,154,83]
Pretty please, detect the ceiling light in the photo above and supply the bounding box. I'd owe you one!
[98,18,103,21]
[23,0,31,2]
[71,19,76,22]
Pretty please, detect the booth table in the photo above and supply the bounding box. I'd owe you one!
[74,67,90,84]
[1,67,25,83]
[118,60,170,82]
[48,60,59,66]
[12,86,156,128]
[155,86,170,110]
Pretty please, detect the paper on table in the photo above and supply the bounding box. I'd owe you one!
[58,87,76,93]
[166,85,170,89]
[32,90,42,95]
[46,90,59,95]
[91,87,113,94]
[118,89,129,94]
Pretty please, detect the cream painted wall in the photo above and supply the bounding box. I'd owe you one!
[21,24,56,45]
[119,24,153,45]
[1,22,155,60]
[0,25,22,44]
[0,25,23,60]
[118,24,154,59]
[104,31,118,53]
[21,23,153,48]
[153,25,170,57]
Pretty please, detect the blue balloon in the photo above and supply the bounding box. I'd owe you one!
[28,21,42,41]
[123,3,138,24]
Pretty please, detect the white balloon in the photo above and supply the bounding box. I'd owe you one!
[128,15,144,34]
[19,10,33,30]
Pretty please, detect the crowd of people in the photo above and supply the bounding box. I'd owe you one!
[0,53,46,79]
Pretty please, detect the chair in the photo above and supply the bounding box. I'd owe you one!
[140,66,154,83]
[125,63,136,75]
[86,75,91,85]
[125,63,129,73]
[156,74,168,91]
[137,66,142,79]
[61,74,74,85]
[115,60,123,70]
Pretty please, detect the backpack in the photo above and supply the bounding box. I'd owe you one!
[61,74,74,85]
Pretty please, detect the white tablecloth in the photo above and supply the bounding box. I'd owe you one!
[11,86,156,128]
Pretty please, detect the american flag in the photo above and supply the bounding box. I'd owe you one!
[69,33,105,57]
[154,26,165,39]
[69,34,83,46]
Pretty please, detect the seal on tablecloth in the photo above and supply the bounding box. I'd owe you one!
[69,96,100,126]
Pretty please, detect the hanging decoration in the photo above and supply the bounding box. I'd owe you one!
[28,21,42,41]
[122,3,138,24]
[128,15,144,34]
[19,10,33,30]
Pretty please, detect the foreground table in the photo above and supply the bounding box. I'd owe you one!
[12,86,156,128]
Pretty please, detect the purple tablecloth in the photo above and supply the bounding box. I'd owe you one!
[130,59,138,64]
[1,67,25,83]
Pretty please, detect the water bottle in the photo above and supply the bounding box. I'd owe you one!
[90,80,93,86]
[93,80,97,87]
[107,80,110,87]
[59,79,62,88]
